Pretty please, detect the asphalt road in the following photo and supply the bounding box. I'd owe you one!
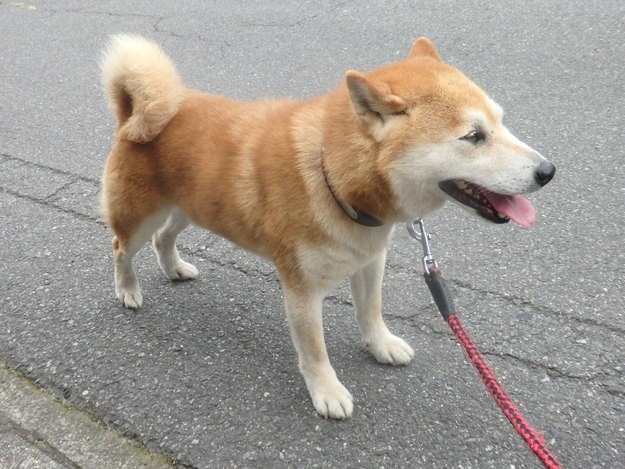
[1,1,624,467]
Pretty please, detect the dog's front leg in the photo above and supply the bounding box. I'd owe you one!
[350,252,415,365]
[283,285,353,419]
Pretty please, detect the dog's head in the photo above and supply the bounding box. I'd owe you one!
[345,37,555,227]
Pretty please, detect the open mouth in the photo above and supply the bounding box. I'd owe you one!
[438,180,536,228]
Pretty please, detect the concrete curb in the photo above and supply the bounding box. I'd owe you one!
[0,365,173,469]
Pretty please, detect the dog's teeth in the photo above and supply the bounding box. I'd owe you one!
[457,181,467,190]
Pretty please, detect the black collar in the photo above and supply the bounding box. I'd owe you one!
[320,148,384,227]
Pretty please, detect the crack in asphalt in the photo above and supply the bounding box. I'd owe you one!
[152,16,228,53]
[17,4,162,20]
[43,176,84,201]
[386,314,624,399]
[181,245,277,281]
[0,412,81,469]
[0,0,351,32]
[0,4,225,59]
[482,351,625,399]
[387,260,625,335]
[0,153,100,184]
[449,277,625,335]
[0,185,102,224]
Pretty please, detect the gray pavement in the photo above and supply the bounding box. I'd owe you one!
[1,1,623,468]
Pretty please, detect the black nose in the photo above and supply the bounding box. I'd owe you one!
[534,161,556,187]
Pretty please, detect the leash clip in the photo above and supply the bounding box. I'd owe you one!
[407,219,438,274]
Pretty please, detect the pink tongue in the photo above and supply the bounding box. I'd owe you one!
[484,192,536,228]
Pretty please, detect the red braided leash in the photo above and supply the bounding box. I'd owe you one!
[445,313,562,469]
[408,219,563,468]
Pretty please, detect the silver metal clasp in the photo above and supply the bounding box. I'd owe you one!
[407,219,438,274]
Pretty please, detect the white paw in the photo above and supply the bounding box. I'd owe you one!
[367,333,414,365]
[308,378,353,420]
[165,260,198,281]
[116,285,143,309]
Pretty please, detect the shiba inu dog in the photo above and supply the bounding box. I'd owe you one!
[100,35,555,419]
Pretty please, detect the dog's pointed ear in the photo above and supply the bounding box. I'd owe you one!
[345,70,407,139]
[408,37,442,61]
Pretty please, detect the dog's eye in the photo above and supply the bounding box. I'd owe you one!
[389,109,408,117]
[460,129,486,144]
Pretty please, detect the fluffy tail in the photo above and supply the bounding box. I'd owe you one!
[100,34,185,143]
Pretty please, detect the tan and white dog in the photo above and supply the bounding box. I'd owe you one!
[100,35,555,419]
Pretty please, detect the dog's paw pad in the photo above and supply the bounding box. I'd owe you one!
[368,334,414,365]
[310,381,353,420]
[168,261,198,281]
[116,286,143,309]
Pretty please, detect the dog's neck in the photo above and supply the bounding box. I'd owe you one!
[320,147,384,227]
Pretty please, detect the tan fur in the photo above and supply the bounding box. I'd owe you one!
[101,34,185,143]
[100,35,552,418]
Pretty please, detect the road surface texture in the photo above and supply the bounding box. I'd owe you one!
[1,1,623,468]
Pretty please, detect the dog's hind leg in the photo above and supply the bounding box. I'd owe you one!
[350,252,414,365]
[110,208,171,309]
[152,206,198,281]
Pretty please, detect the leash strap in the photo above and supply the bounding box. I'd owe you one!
[445,310,562,468]
[409,219,563,468]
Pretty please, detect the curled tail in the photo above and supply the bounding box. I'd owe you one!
[100,34,185,143]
